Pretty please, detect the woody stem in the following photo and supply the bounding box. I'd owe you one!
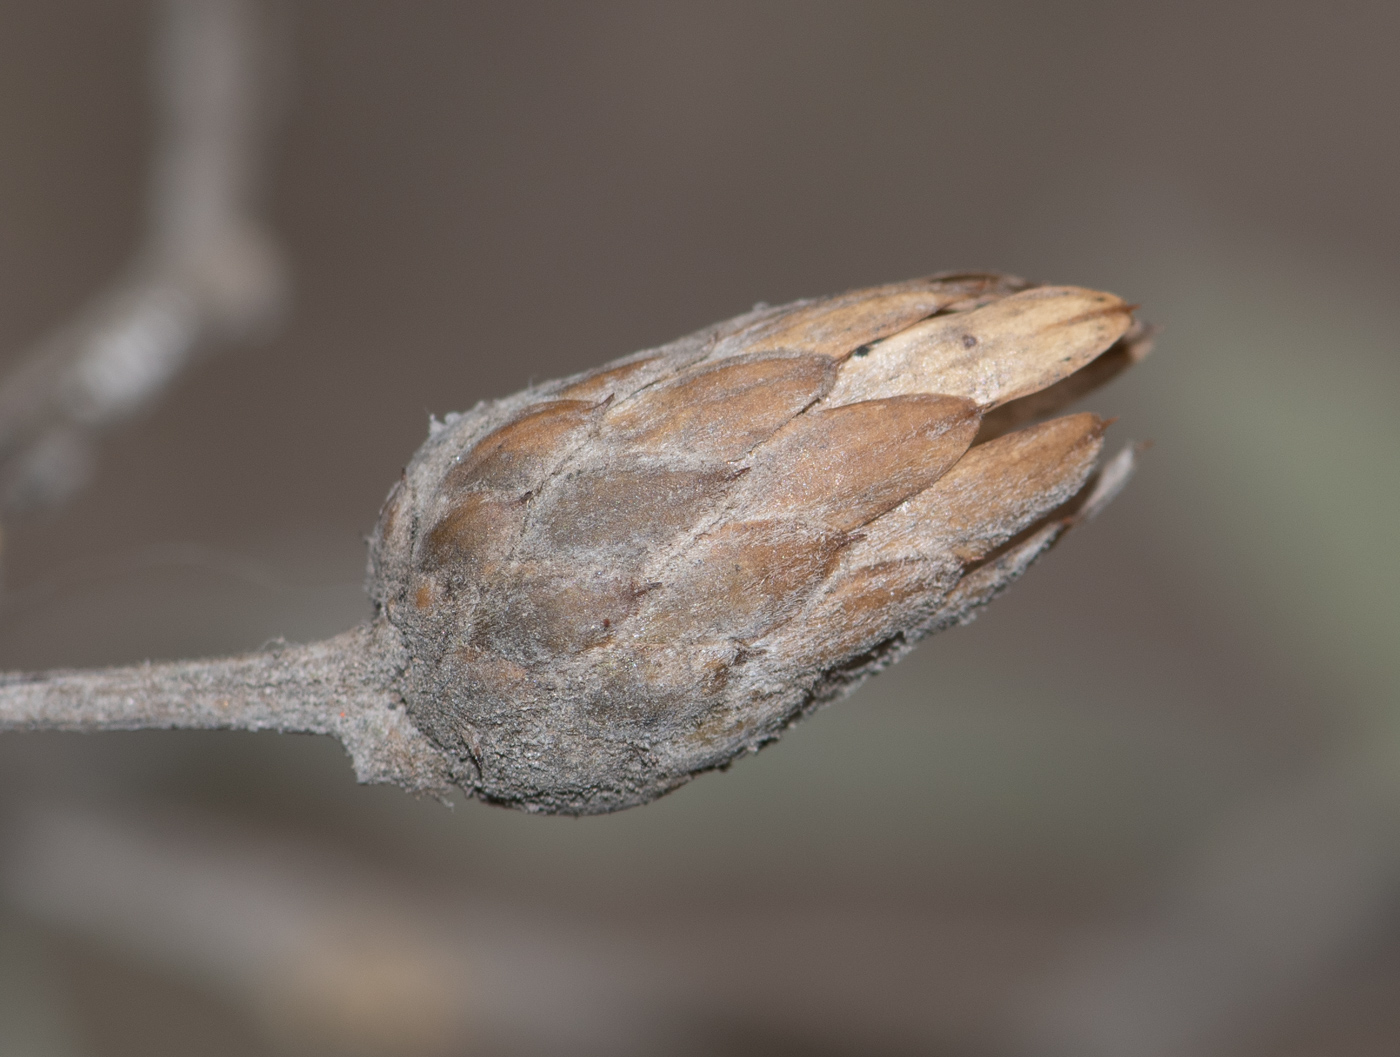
[0,622,459,796]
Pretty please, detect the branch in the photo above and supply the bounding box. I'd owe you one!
[0,0,285,523]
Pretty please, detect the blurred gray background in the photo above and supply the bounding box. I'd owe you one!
[0,2,1397,1055]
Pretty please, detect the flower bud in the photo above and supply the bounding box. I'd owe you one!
[369,274,1146,813]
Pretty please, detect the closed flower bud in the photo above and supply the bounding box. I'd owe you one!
[370,273,1148,813]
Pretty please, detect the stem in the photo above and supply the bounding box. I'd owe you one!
[0,623,458,798]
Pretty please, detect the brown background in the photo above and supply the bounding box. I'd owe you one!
[1,3,1397,1055]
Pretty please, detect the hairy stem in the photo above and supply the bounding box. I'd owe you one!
[0,622,457,797]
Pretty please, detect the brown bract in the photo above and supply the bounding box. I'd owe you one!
[369,273,1144,813]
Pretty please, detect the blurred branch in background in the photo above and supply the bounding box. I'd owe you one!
[0,802,676,1057]
[0,0,285,541]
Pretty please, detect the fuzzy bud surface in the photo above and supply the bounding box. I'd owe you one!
[369,273,1146,813]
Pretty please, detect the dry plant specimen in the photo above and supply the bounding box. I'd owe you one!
[0,272,1150,814]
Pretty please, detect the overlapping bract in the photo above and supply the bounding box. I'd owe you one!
[370,273,1146,813]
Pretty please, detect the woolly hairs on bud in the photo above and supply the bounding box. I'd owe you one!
[369,272,1147,814]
